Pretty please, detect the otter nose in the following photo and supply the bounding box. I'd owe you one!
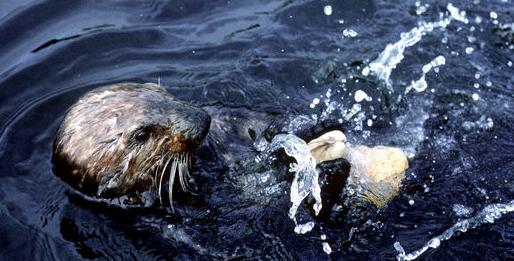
[168,103,211,144]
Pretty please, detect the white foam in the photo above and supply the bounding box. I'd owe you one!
[394,200,514,261]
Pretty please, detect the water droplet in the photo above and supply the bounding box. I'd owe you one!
[354,90,371,102]
[362,67,370,76]
[323,5,333,16]
[322,242,332,254]
[343,29,358,38]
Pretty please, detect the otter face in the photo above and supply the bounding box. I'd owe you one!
[52,83,210,206]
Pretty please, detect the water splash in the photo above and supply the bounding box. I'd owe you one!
[362,4,466,89]
[405,55,446,94]
[394,200,514,261]
[452,204,473,217]
[294,221,315,234]
[446,3,469,24]
[414,1,428,16]
[256,134,322,232]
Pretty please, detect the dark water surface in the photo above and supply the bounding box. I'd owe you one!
[1,0,513,260]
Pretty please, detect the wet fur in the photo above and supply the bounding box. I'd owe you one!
[53,83,210,206]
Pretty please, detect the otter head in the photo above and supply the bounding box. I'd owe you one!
[52,83,210,207]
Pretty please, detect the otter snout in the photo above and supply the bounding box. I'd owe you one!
[167,102,211,147]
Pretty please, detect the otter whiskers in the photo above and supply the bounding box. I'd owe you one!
[158,155,172,204]
[156,152,192,208]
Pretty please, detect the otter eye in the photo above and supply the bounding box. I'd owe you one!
[133,128,150,142]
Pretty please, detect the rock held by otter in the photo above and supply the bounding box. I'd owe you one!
[52,83,210,207]
[306,130,409,208]
[346,145,408,207]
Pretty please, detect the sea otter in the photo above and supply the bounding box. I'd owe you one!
[52,83,210,207]
[53,83,407,212]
